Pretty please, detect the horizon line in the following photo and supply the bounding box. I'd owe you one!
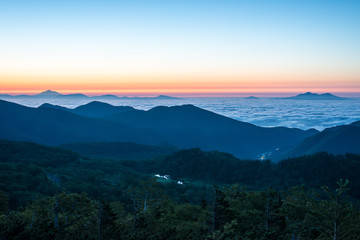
[1,89,360,98]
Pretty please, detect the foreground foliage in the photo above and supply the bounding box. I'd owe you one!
[1,180,360,240]
[1,140,360,239]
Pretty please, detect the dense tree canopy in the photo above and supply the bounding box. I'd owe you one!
[1,140,360,239]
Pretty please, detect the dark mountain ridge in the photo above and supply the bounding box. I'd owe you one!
[0,100,163,146]
[284,121,360,158]
[60,141,177,160]
[103,104,318,158]
[40,101,136,118]
[0,99,318,158]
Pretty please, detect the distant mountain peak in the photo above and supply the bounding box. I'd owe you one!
[95,94,120,99]
[245,96,259,99]
[0,91,180,100]
[37,90,62,96]
[285,92,346,100]
[302,92,325,96]
[63,93,89,97]
[155,95,179,99]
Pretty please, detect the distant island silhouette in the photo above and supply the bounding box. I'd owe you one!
[245,96,259,100]
[283,92,347,100]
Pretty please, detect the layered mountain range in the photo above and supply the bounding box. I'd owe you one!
[0,90,178,100]
[0,99,359,160]
[0,90,349,101]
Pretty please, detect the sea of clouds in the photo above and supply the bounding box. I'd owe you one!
[3,97,360,131]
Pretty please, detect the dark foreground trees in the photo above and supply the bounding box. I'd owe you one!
[1,180,360,240]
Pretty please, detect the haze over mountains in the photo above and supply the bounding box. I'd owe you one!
[0,90,178,100]
[0,90,350,101]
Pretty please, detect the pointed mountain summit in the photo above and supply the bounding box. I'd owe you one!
[35,90,62,98]
[35,90,89,99]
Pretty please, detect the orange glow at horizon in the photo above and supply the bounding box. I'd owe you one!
[1,74,360,97]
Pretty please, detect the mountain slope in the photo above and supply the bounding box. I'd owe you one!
[0,139,79,167]
[40,101,136,118]
[0,100,163,146]
[34,90,62,98]
[105,104,318,158]
[284,121,360,157]
[60,142,177,160]
[1,100,318,158]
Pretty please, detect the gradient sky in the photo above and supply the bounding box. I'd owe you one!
[1,0,360,96]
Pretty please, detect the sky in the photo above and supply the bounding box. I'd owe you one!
[0,0,360,97]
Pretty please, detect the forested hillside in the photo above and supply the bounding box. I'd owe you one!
[1,140,360,239]
[60,142,177,160]
[1,182,359,239]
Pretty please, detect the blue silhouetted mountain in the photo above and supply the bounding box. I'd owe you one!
[39,103,69,111]
[104,104,318,158]
[283,92,347,100]
[0,99,162,146]
[60,142,177,160]
[34,90,62,98]
[71,101,136,118]
[93,94,121,100]
[1,99,318,158]
[154,95,179,99]
[34,90,89,99]
[39,101,136,118]
[245,96,259,99]
[284,121,360,158]
[58,93,90,99]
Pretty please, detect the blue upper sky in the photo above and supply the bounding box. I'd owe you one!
[0,0,359,96]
